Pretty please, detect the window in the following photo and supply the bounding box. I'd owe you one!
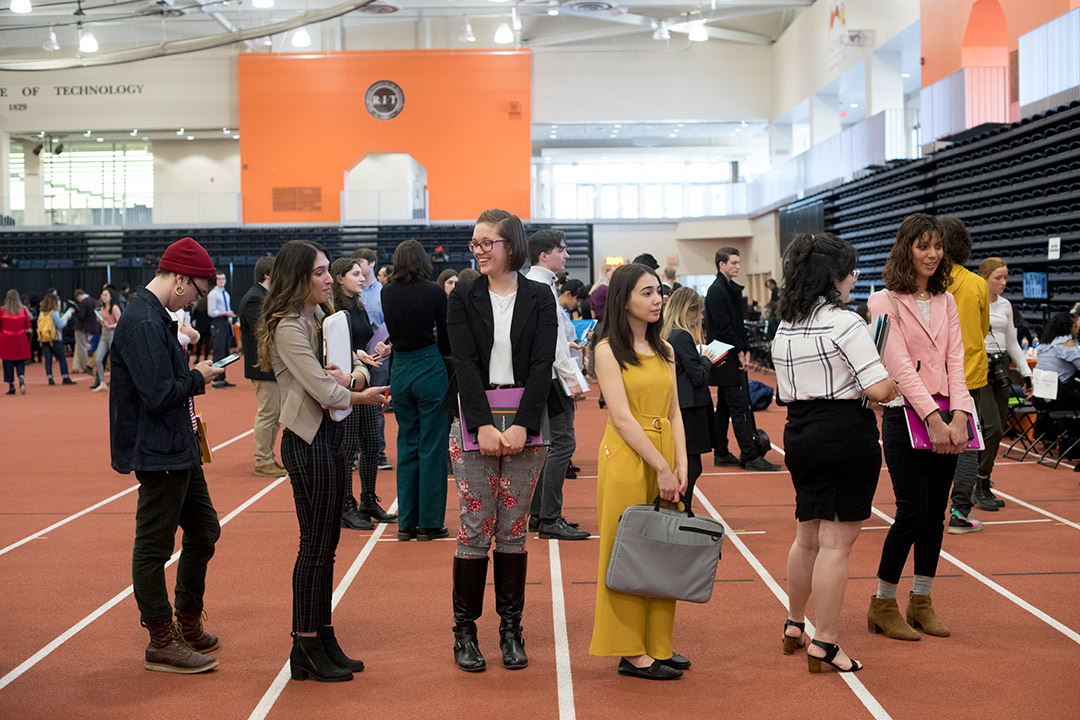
[28,142,154,225]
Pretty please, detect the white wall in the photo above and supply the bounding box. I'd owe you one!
[592,218,754,278]
[343,153,424,221]
[153,138,240,224]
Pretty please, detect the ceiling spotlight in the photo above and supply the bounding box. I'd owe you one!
[32,144,43,156]
[668,133,677,138]
[54,143,64,155]
[83,130,92,137]
[232,134,240,140]
[458,18,476,43]
[251,0,274,7]
[186,135,194,141]
[291,27,312,48]
[493,22,514,44]
[10,0,32,14]
[77,24,98,53]
[42,28,60,52]
[652,22,670,41]
[176,128,184,135]
[261,36,273,47]
[688,22,708,42]
[901,73,911,79]
[740,120,747,126]
[222,127,229,134]
[614,124,622,128]
[130,129,138,136]
[547,0,559,15]
[850,102,859,108]
[96,137,104,142]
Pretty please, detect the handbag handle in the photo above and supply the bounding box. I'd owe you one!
[652,495,695,518]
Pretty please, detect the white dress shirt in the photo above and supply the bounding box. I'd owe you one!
[525,265,585,392]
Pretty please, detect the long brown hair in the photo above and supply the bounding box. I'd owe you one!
[257,240,332,372]
[39,294,59,314]
[882,213,951,295]
[599,263,672,369]
[3,289,23,316]
[661,286,704,343]
[330,257,363,314]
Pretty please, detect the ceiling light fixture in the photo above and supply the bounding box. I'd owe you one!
[251,0,274,8]
[83,130,91,137]
[130,129,138,136]
[688,22,708,42]
[547,0,559,15]
[96,137,104,142]
[10,0,32,14]
[458,18,476,43]
[291,27,312,48]
[261,37,273,47]
[176,127,184,135]
[222,127,229,134]
[77,24,98,53]
[652,22,670,41]
[232,134,240,140]
[42,28,60,52]
[493,22,514,44]
[901,73,911,78]
[186,135,194,140]
[850,103,859,108]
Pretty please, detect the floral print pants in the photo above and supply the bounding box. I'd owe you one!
[449,419,547,559]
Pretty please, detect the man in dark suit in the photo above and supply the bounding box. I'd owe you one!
[239,256,285,477]
[705,247,780,472]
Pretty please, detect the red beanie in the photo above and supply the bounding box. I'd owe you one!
[158,237,216,278]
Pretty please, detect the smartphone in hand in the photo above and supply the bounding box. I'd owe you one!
[212,353,241,368]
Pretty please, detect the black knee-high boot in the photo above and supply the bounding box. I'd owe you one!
[452,556,488,672]
[494,551,528,669]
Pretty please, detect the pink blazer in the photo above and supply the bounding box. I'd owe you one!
[868,289,972,422]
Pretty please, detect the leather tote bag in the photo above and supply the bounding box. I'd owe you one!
[605,498,725,604]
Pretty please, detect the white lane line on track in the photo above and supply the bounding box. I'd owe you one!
[248,499,399,720]
[0,428,256,559]
[0,472,288,692]
[868,507,1080,645]
[861,519,1051,531]
[990,490,1080,531]
[548,539,577,720]
[693,487,892,720]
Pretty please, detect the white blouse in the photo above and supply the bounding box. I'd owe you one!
[984,296,1032,378]
[488,290,516,385]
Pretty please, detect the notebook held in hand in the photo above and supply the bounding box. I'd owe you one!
[457,387,549,451]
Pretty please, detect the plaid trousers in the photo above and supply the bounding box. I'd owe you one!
[281,416,347,633]
[342,402,381,499]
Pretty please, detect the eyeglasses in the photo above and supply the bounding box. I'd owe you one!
[468,239,510,254]
[189,278,210,302]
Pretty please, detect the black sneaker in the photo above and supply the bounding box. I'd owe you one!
[713,452,740,467]
[742,456,781,472]
[565,467,578,479]
[947,508,982,534]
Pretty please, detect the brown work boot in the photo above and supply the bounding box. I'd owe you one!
[905,592,951,637]
[866,595,921,641]
[143,620,219,674]
[176,609,220,653]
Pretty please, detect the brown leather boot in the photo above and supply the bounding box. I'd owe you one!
[866,595,921,641]
[905,592,951,637]
[143,620,219,674]
[176,609,220,653]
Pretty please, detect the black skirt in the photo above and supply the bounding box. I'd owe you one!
[680,403,718,455]
[783,399,881,522]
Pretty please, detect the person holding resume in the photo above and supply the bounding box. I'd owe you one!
[257,240,388,683]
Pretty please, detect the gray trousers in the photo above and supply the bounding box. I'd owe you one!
[450,419,547,559]
[530,391,575,522]
[950,384,1002,515]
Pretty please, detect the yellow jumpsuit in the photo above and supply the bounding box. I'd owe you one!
[589,352,676,659]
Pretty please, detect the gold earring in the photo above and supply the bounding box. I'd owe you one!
[175,285,186,297]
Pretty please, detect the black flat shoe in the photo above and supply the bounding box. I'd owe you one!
[657,652,691,670]
[397,527,418,541]
[417,526,449,541]
[617,657,682,680]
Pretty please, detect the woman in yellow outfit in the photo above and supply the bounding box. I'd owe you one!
[590,263,689,681]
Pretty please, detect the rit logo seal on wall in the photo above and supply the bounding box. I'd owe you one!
[364,80,404,121]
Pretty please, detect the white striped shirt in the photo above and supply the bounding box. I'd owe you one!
[773,300,889,403]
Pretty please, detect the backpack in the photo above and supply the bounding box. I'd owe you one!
[37,312,56,343]
[748,380,774,411]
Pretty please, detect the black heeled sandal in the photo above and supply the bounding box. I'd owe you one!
[782,619,806,655]
[807,639,862,674]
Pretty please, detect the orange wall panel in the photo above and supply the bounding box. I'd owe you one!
[920,0,1072,88]
[238,51,532,223]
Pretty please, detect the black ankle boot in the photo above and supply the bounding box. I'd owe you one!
[290,633,353,682]
[316,626,364,672]
[358,491,398,524]
[452,556,488,672]
[494,551,528,669]
[341,496,374,530]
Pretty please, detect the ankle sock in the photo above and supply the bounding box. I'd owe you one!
[876,580,897,599]
[912,576,934,596]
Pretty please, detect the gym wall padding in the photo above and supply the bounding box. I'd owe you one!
[237,50,532,223]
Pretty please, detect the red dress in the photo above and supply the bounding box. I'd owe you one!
[0,309,32,361]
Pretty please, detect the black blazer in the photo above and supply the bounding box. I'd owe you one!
[443,273,560,435]
[705,273,748,386]
[238,283,274,382]
[669,328,713,409]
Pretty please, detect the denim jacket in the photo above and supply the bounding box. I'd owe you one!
[109,287,206,473]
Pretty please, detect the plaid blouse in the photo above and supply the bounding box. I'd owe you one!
[773,300,889,403]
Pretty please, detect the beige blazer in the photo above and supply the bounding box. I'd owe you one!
[272,308,369,444]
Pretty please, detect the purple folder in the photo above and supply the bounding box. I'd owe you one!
[903,395,984,451]
[458,388,546,451]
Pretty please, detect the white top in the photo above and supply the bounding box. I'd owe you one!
[488,289,516,386]
[882,297,934,408]
[167,309,198,348]
[984,296,1032,378]
[773,300,889,403]
[525,265,584,388]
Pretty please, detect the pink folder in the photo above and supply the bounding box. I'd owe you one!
[902,395,984,451]
[458,388,546,451]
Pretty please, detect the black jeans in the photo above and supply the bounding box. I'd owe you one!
[877,408,958,584]
[132,465,221,623]
[714,382,758,462]
[530,391,575,522]
[951,384,1002,514]
[3,359,26,385]
[210,317,233,380]
[42,339,69,379]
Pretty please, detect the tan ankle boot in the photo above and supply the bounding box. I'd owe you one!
[866,595,921,641]
[143,620,219,674]
[905,592,950,637]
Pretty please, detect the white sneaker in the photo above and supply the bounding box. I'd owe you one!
[92,383,109,393]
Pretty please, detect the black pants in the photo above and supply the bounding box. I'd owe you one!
[281,418,348,633]
[132,465,221,623]
[342,402,380,499]
[531,390,575,522]
[683,454,702,510]
[210,317,233,380]
[877,408,958,584]
[3,359,26,385]
[714,382,759,462]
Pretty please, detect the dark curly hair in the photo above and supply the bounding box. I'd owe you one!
[778,233,857,324]
[1040,312,1076,344]
[882,213,951,295]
